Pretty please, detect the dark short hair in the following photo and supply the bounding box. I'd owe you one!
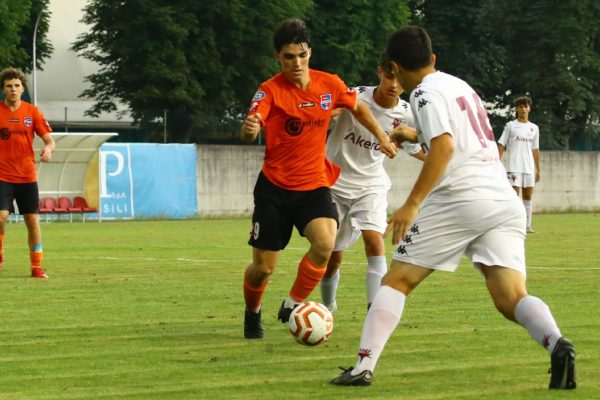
[386,26,432,71]
[514,96,532,107]
[379,50,393,74]
[273,18,311,52]
[0,67,27,88]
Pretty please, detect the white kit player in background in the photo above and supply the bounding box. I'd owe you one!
[497,96,540,233]
[330,26,575,390]
[321,53,424,313]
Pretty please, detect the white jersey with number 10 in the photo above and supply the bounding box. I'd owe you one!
[411,71,514,203]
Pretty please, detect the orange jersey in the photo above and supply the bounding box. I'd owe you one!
[248,69,357,190]
[0,101,52,183]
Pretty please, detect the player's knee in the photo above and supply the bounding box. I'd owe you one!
[312,237,336,259]
[248,261,275,278]
[381,274,415,295]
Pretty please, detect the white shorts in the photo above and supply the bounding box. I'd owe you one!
[507,172,535,188]
[332,192,387,252]
[391,197,526,274]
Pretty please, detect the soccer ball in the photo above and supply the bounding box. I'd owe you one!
[288,301,334,346]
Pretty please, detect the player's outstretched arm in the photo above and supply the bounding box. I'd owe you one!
[350,100,397,158]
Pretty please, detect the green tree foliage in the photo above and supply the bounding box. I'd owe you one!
[72,0,412,142]
[495,0,600,150]
[72,0,599,148]
[409,0,507,102]
[410,0,600,150]
[307,0,410,87]
[0,0,52,72]
[71,0,312,143]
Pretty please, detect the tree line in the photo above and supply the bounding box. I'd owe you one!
[2,0,599,149]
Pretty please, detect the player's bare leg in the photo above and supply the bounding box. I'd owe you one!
[243,248,279,339]
[481,264,575,389]
[279,218,336,322]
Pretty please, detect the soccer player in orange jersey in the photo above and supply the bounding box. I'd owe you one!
[241,19,397,339]
[0,67,55,279]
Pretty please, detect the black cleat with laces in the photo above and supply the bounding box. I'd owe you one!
[330,367,373,386]
[277,301,298,323]
[549,337,576,389]
[244,309,264,339]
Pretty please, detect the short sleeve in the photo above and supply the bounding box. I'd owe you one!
[34,106,52,137]
[411,89,451,146]
[247,85,272,123]
[331,75,357,111]
[497,123,510,147]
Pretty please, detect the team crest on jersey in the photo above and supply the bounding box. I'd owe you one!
[320,93,332,110]
[392,118,402,129]
[24,117,32,127]
[253,91,265,101]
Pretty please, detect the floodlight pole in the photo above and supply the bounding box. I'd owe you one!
[32,10,43,106]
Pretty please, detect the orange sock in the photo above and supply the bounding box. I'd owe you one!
[244,279,268,313]
[30,251,43,269]
[289,255,326,302]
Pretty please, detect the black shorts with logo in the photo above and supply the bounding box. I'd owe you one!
[248,172,339,251]
[0,180,40,214]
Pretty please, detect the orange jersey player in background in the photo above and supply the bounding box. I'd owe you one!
[241,18,396,339]
[0,67,55,279]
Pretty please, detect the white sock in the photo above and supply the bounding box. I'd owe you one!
[523,199,532,229]
[284,297,300,309]
[352,286,406,375]
[514,295,562,353]
[366,256,387,305]
[320,270,340,310]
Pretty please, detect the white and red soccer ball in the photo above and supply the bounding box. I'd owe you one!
[288,301,334,346]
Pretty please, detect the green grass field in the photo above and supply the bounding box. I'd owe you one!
[0,214,598,399]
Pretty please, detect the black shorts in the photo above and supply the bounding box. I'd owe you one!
[0,180,40,214]
[248,172,339,251]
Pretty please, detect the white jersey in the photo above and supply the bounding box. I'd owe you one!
[327,86,422,199]
[410,71,514,203]
[497,120,539,174]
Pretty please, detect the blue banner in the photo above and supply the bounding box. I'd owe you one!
[99,143,197,219]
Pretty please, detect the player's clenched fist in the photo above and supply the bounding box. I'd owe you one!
[241,113,262,142]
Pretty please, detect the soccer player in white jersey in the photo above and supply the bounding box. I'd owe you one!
[331,26,576,390]
[498,96,540,233]
[320,52,424,313]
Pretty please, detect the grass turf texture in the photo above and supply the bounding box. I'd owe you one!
[0,214,598,399]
